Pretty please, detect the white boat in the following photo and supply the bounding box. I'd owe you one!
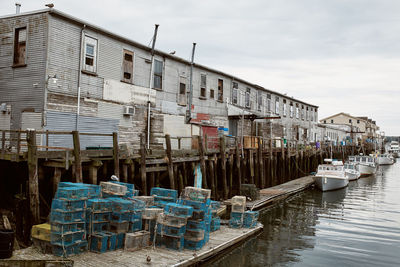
[314,160,349,192]
[388,141,399,158]
[376,153,394,165]
[348,155,377,176]
[344,162,361,180]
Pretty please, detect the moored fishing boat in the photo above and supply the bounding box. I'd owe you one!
[344,162,360,180]
[314,159,349,192]
[375,153,394,165]
[348,155,376,176]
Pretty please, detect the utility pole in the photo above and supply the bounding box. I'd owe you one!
[147,24,159,149]
[186,43,196,123]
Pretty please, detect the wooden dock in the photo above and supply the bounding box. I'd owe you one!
[246,175,315,210]
[8,224,263,267]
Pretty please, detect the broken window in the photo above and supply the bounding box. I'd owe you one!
[153,59,163,89]
[283,100,287,116]
[178,77,186,105]
[257,91,262,111]
[210,89,215,99]
[275,97,280,114]
[245,88,251,108]
[217,79,223,102]
[290,102,293,118]
[83,36,97,73]
[232,82,238,104]
[13,27,27,66]
[267,94,271,112]
[122,49,134,83]
[200,74,207,98]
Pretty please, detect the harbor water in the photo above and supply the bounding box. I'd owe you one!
[211,162,400,266]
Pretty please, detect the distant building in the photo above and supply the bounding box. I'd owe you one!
[0,8,318,149]
[319,112,379,143]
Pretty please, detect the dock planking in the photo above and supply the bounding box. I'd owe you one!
[9,224,263,267]
[246,175,315,210]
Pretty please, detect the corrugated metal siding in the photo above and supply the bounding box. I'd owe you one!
[45,111,118,149]
[0,13,48,129]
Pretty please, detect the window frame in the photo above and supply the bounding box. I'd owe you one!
[121,49,134,84]
[217,79,224,102]
[153,59,163,90]
[13,26,28,67]
[200,73,207,99]
[283,100,287,117]
[83,35,98,74]
[232,82,238,104]
[245,88,251,108]
[275,97,280,115]
[257,91,262,111]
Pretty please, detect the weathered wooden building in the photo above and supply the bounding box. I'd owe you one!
[0,8,319,150]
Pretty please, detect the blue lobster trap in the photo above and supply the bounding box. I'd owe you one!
[50,210,85,224]
[87,198,112,212]
[50,230,86,246]
[184,238,205,251]
[156,223,186,237]
[164,203,193,218]
[155,234,184,251]
[51,222,85,234]
[90,232,109,253]
[51,199,86,212]
[55,187,89,200]
[150,187,178,200]
[52,240,88,257]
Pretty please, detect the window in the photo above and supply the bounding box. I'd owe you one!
[217,79,223,101]
[296,104,299,119]
[210,89,215,99]
[257,91,262,111]
[301,105,304,120]
[245,88,251,108]
[275,97,280,114]
[331,119,334,123]
[349,119,352,123]
[324,120,326,123]
[306,107,309,120]
[153,59,163,89]
[178,77,186,105]
[267,94,272,112]
[122,49,134,83]
[283,100,287,116]
[200,74,207,98]
[13,27,27,66]
[232,82,238,104]
[290,103,293,118]
[83,36,97,73]
[357,120,360,124]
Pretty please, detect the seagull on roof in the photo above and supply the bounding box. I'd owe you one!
[45,3,54,8]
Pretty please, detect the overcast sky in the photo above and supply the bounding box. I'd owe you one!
[1,0,399,135]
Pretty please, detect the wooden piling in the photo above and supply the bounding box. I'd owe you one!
[113,132,120,177]
[165,134,175,190]
[208,157,216,199]
[235,137,242,194]
[140,134,147,195]
[53,167,61,197]
[72,131,83,183]
[219,136,228,199]
[258,137,264,189]
[198,135,207,188]
[27,130,40,225]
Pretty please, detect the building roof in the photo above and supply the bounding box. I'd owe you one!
[319,112,366,122]
[0,8,318,108]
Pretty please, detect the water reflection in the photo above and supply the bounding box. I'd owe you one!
[210,162,400,267]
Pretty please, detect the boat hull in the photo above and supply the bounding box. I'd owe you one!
[358,164,376,176]
[346,171,360,181]
[314,176,349,192]
[377,157,394,165]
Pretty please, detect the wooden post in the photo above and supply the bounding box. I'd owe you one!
[72,131,83,183]
[140,134,147,195]
[121,159,132,183]
[280,139,285,184]
[165,134,175,190]
[178,137,181,150]
[113,132,120,178]
[258,137,264,189]
[17,130,21,155]
[198,135,207,188]
[178,164,184,193]
[249,149,254,184]
[269,139,273,186]
[88,160,102,185]
[208,157,216,199]
[1,130,5,157]
[213,155,219,199]
[46,130,49,152]
[235,137,241,194]
[27,130,40,225]
[228,154,234,198]
[204,135,208,154]
[219,136,228,199]
[53,167,61,197]
[287,142,291,181]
